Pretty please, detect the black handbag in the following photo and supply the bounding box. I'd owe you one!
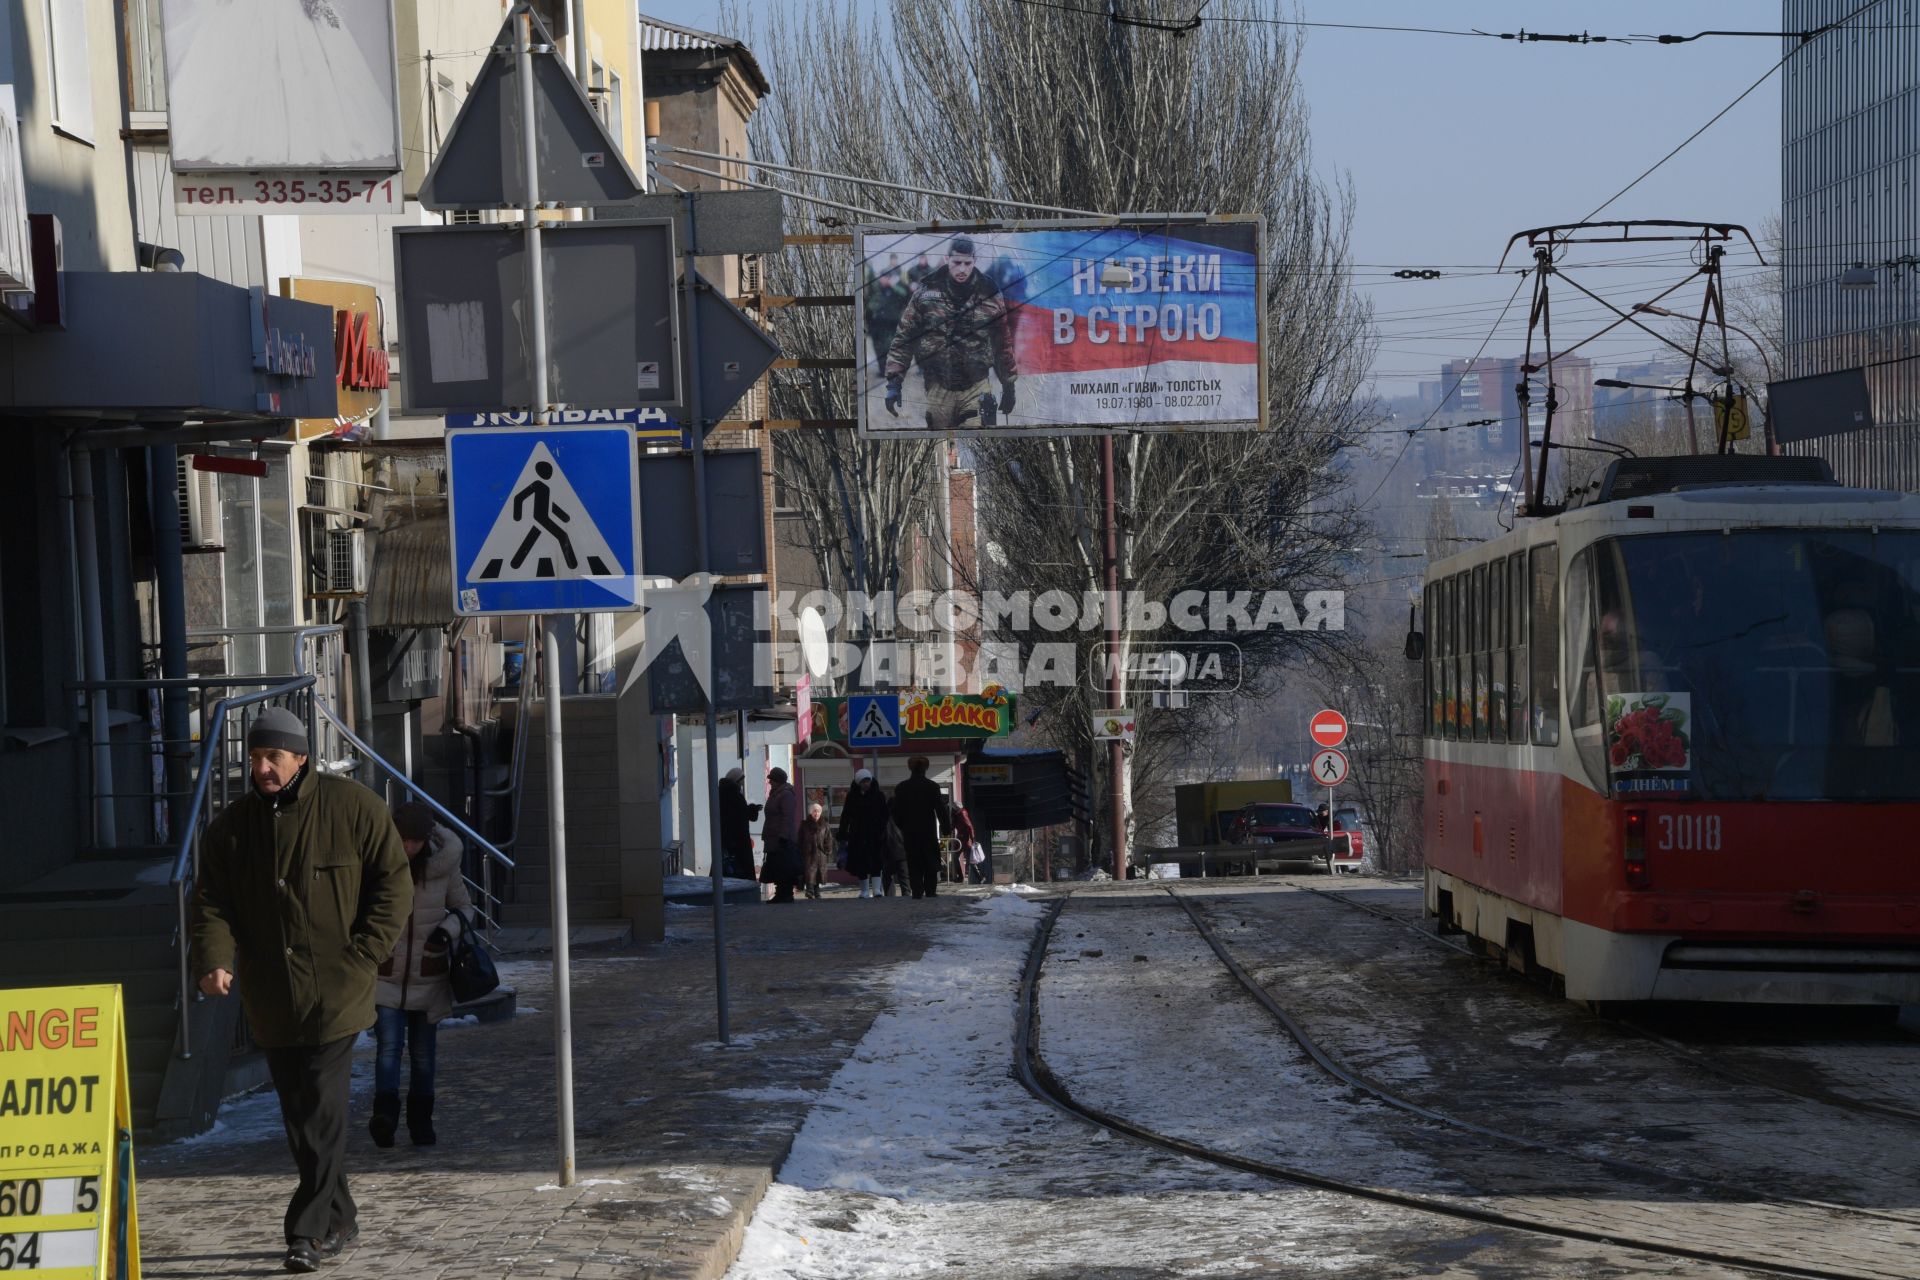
[447,909,500,1004]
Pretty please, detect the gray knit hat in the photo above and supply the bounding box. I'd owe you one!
[246,707,308,755]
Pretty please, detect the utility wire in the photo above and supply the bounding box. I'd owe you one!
[1360,273,1528,507]
[1581,0,1891,220]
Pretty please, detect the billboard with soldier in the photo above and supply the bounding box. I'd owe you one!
[856,219,1265,438]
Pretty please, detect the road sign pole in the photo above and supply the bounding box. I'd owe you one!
[682,193,731,1045]
[541,616,576,1186]
[516,4,574,1188]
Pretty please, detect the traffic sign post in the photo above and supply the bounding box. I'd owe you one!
[418,3,657,1189]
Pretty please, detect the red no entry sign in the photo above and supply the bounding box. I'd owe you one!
[1310,709,1348,748]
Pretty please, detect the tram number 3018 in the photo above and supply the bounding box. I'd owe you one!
[1655,813,1722,852]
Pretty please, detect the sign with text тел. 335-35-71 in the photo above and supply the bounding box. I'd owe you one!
[0,984,141,1279]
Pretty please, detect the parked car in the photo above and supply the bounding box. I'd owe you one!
[1330,806,1366,873]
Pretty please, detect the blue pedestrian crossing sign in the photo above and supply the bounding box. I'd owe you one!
[847,694,902,747]
[448,425,642,616]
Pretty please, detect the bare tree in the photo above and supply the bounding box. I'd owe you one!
[739,1,1375,856]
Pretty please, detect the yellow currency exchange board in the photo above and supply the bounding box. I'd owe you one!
[0,985,140,1278]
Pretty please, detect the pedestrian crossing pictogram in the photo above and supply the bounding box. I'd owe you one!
[447,425,641,616]
[468,443,620,581]
[847,694,902,747]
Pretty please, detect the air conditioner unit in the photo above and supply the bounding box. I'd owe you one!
[177,456,223,548]
[318,527,368,594]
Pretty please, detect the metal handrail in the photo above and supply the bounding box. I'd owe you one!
[311,698,515,873]
[484,626,541,859]
[171,675,316,1058]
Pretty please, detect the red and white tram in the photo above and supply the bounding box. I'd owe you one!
[1417,456,1920,1004]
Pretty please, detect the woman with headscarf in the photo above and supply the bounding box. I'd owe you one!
[836,768,893,899]
[718,766,760,880]
[759,767,803,902]
[799,800,835,899]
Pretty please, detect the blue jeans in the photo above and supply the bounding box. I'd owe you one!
[374,1006,438,1100]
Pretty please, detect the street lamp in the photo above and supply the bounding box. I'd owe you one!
[1840,264,1878,290]
[1593,376,1707,455]
[1629,302,1779,455]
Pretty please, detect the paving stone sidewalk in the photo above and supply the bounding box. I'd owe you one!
[134,887,982,1279]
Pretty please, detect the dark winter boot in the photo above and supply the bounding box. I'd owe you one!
[368,1093,400,1148]
[406,1093,436,1146]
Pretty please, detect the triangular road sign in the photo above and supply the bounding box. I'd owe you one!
[690,271,782,430]
[854,701,894,741]
[419,8,644,210]
[467,442,625,582]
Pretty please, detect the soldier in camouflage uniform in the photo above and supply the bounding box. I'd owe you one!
[884,236,1017,431]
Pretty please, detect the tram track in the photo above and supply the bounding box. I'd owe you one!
[1293,879,1920,1127]
[1015,891,1917,1280]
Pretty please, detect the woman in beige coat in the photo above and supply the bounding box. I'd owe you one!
[370,803,471,1147]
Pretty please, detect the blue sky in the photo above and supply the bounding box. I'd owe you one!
[640,2,1790,394]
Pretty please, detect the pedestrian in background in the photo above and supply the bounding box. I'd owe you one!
[370,802,471,1149]
[891,756,952,899]
[719,766,760,880]
[190,707,411,1274]
[799,801,834,899]
[951,803,977,883]
[760,767,803,903]
[837,768,891,899]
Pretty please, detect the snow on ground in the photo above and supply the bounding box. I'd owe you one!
[1036,897,1450,1194]
[723,893,1417,1279]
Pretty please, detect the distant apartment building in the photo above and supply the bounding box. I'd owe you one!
[1780,0,1920,487]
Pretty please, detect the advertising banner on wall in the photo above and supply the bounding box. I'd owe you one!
[161,0,402,176]
[856,218,1265,438]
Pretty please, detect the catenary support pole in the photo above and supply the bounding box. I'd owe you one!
[1102,433,1125,881]
[682,193,731,1044]
[517,4,574,1187]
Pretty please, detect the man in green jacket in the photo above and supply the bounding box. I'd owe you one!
[191,707,412,1274]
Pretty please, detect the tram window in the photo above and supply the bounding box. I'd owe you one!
[1425,583,1439,736]
[1451,573,1465,741]
[1508,551,1528,742]
[1472,564,1489,740]
[1489,558,1507,743]
[1442,575,1457,738]
[1447,574,1462,740]
[1530,545,1561,746]
[1565,548,1609,787]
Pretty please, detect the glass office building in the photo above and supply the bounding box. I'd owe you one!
[1781,0,1920,487]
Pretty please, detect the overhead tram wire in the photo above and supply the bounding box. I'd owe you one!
[1581,0,1892,219]
[1360,273,1528,508]
[1011,0,1911,43]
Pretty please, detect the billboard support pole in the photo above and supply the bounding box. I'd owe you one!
[681,194,732,1045]
[515,4,575,1189]
[1103,433,1126,882]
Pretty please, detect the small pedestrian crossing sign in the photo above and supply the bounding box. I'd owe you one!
[448,426,641,616]
[848,694,902,747]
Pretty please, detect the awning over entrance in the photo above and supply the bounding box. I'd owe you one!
[0,272,338,422]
